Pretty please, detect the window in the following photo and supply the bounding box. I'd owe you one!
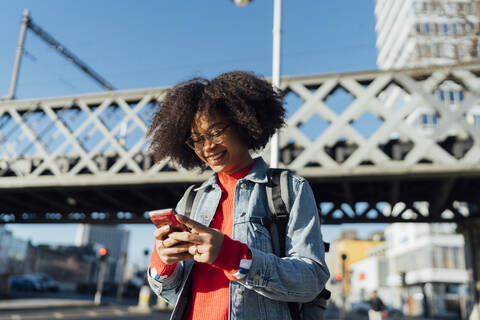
[474,114,480,128]
[466,23,474,32]
[439,90,445,101]
[424,23,431,34]
[420,113,438,127]
[433,246,442,268]
[434,43,443,57]
[449,90,455,102]
[443,247,453,268]
[422,2,428,12]
[414,1,424,13]
[443,24,449,35]
[417,43,431,58]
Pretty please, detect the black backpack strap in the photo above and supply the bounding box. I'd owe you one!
[264,168,331,318]
[182,183,205,218]
[265,168,290,258]
[182,184,197,217]
[265,169,302,320]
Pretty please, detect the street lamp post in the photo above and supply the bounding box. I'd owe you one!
[270,0,282,168]
[234,0,282,168]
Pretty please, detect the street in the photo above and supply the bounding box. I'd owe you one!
[0,305,171,320]
[0,290,461,320]
[0,290,172,320]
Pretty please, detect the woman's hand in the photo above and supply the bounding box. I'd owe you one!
[154,225,192,265]
[167,214,224,264]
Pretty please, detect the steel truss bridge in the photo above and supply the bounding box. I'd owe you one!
[1,64,480,225]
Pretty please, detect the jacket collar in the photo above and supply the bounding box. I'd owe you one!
[197,157,269,190]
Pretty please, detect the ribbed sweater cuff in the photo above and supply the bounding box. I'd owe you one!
[148,244,177,280]
[211,235,252,281]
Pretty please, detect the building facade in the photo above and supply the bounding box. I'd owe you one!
[326,230,385,308]
[0,226,28,275]
[349,243,391,304]
[374,0,480,135]
[75,224,129,283]
[385,223,469,317]
[375,0,479,70]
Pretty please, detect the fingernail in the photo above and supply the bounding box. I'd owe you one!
[159,225,170,232]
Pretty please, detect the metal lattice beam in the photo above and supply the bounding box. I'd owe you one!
[1,65,480,223]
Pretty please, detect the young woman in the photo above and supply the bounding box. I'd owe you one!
[147,71,330,320]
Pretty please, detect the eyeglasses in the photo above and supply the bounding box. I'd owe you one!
[185,124,232,150]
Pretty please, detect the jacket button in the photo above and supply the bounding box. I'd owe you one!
[254,273,260,281]
[240,183,247,189]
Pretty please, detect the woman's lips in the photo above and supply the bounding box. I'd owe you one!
[207,151,226,164]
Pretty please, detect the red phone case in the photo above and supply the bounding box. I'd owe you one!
[148,208,182,228]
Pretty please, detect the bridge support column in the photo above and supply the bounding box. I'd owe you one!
[458,218,480,320]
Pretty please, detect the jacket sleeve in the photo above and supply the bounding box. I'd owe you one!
[146,189,192,305]
[238,176,330,302]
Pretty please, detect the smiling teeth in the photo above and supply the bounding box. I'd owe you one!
[209,153,224,160]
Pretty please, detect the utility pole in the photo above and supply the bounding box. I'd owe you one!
[116,251,127,303]
[4,9,115,100]
[340,253,347,320]
[5,9,29,100]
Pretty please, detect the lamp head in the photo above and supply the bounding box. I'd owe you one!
[233,0,252,7]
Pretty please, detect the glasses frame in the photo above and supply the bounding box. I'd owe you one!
[185,124,232,151]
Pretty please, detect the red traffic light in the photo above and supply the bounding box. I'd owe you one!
[98,247,108,257]
[335,273,342,281]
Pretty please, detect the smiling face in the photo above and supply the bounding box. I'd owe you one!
[190,111,253,174]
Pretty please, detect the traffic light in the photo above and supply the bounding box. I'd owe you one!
[335,273,343,281]
[95,247,108,305]
[98,247,108,261]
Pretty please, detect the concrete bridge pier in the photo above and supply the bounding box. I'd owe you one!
[458,216,480,320]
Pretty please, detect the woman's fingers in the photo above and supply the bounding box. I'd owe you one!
[159,215,225,264]
[153,225,171,240]
[176,214,210,233]
[167,231,203,244]
[156,242,192,265]
[160,252,193,265]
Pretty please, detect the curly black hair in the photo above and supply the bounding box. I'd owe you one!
[147,71,285,170]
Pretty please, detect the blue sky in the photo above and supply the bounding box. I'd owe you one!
[1,1,385,267]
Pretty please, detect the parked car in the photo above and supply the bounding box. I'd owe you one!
[9,275,43,292]
[30,273,59,292]
[351,301,403,318]
[8,273,59,292]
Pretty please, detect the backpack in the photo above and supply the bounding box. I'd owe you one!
[182,168,331,320]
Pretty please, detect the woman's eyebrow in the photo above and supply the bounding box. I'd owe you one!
[191,122,227,136]
[206,122,227,131]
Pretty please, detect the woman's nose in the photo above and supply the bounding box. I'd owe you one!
[202,138,216,151]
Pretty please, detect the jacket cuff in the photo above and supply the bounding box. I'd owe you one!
[211,235,252,281]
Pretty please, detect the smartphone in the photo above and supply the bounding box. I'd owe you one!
[148,208,186,231]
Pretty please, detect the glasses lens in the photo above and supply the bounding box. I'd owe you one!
[186,138,197,150]
[186,124,230,150]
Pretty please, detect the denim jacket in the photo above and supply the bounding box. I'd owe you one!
[148,157,330,320]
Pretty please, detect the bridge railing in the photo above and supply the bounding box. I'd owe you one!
[1,64,480,186]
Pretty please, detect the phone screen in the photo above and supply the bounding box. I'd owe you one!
[148,208,185,230]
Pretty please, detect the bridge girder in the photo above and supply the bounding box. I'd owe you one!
[1,64,480,224]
